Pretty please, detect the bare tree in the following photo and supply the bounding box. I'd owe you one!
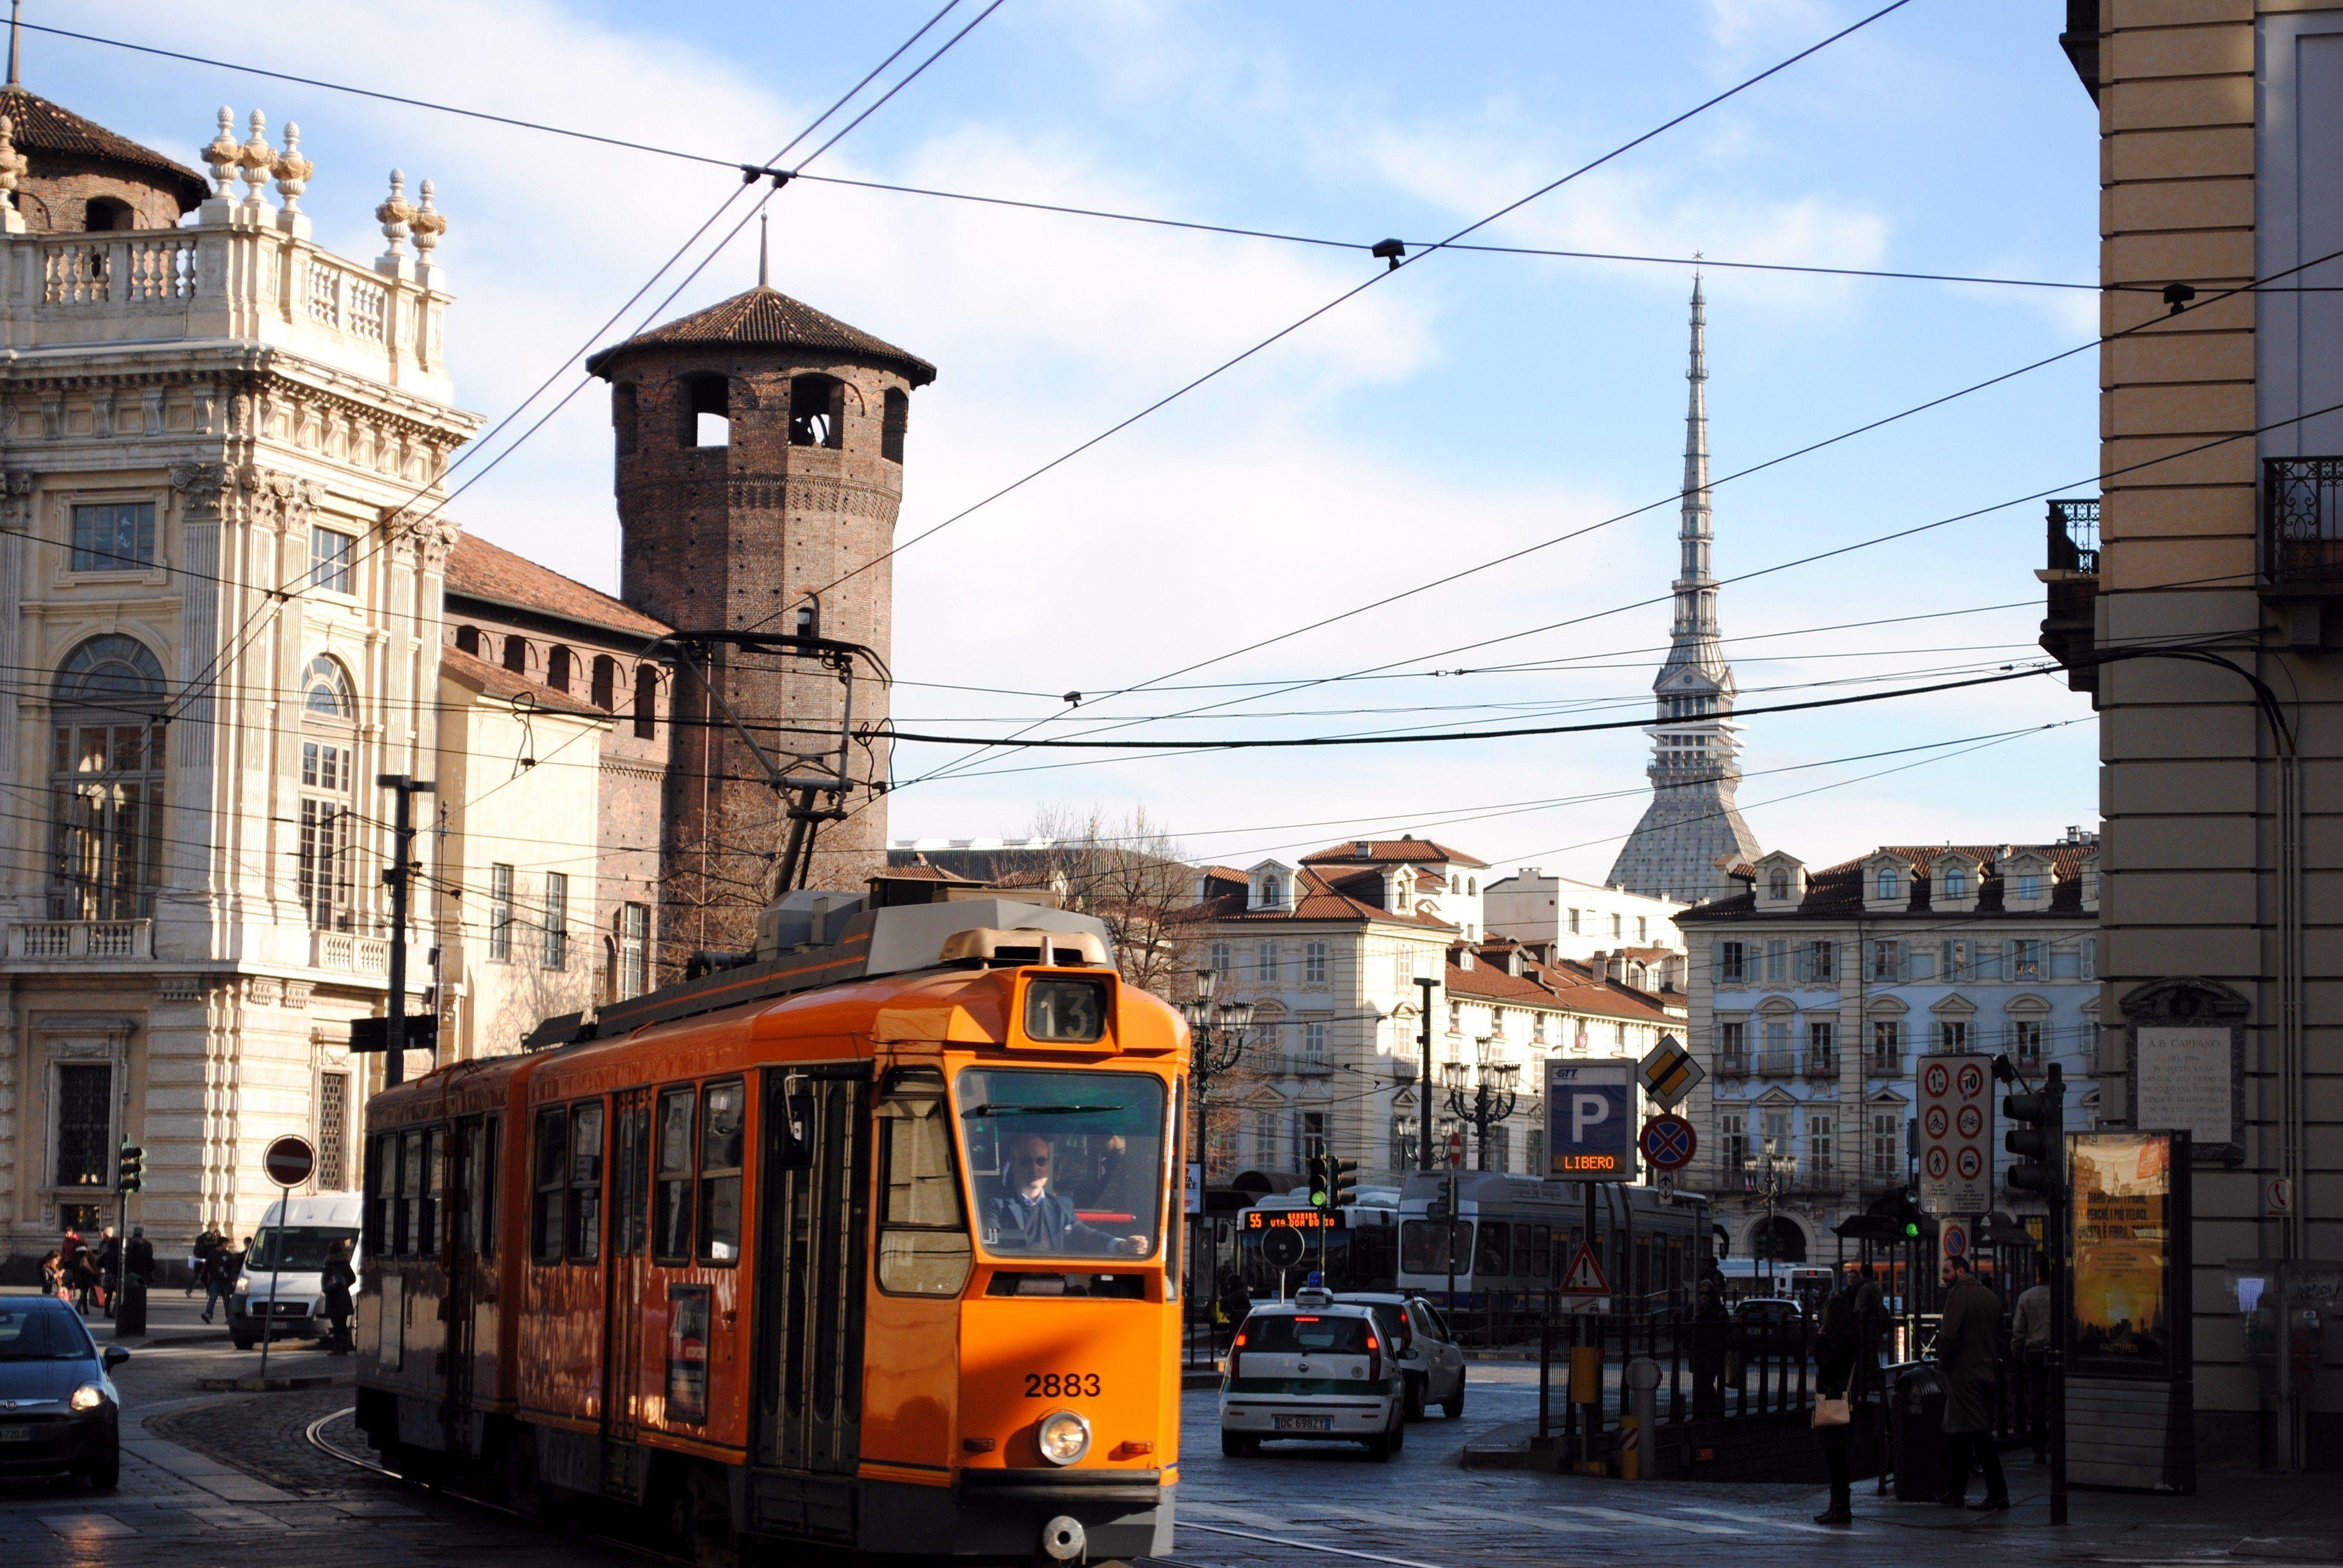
[1023,804,1204,1000]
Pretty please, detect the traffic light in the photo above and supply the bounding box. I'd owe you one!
[1329,1157,1358,1210]
[117,1141,145,1194]
[2005,1062,2066,1200]
[1308,1154,1331,1209]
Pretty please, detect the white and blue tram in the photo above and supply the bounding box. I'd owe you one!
[1394,1173,1711,1310]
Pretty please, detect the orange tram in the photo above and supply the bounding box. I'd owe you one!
[356,898,1186,1563]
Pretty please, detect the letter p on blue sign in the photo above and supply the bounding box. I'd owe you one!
[1545,1060,1636,1183]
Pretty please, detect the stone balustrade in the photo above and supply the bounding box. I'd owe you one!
[8,919,153,960]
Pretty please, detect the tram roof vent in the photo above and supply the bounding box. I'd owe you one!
[937,925,1111,969]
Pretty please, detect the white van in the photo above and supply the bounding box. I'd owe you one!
[229,1191,362,1350]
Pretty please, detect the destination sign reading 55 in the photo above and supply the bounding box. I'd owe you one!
[1243,1209,1345,1232]
[1545,1060,1637,1183]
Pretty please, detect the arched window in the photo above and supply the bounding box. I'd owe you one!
[1768,869,1789,900]
[1875,866,1898,900]
[84,197,134,232]
[50,636,168,919]
[591,655,617,711]
[789,374,844,449]
[881,387,909,463]
[633,663,658,740]
[503,635,528,675]
[793,599,819,640]
[680,373,729,448]
[546,647,572,693]
[297,655,359,932]
[1944,866,1968,898]
[302,655,354,718]
[454,625,481,656]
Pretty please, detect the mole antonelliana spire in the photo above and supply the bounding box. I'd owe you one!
[1604,273,1763,903]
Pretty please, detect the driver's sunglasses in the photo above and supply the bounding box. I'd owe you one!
[1013,1153,1052,1168]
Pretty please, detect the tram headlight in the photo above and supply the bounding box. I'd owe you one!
[1035,1408,1092,1466]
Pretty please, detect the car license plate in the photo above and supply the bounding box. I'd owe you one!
[0,1426,31,1444]
[1273,1414,1332,1432]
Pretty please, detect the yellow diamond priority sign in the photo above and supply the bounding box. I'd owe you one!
[1637,1034,1703,1110]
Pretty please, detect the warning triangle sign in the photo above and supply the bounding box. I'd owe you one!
[1558,1241,1611,1296]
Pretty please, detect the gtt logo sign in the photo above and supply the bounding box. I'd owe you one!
[1545,1060,1637,1182]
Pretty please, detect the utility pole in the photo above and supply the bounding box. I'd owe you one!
[379,776,435,1089]
[1414,976,1437,1172]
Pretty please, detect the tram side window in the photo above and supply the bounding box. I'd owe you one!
[1512,1223,1534,1277]
[1400,1219,1471,1275]
[876,1067,972,1296]
[612,1102,650,1255]
[419,1128,444,1256]
[654,1086,696,1263]
[364,1133,389,1256]
[398,1131,423,1257]
[700,1080,745,1264]
[451,1120,477,1254]
[1530,1224,1552,1281]
[480,1118,500,1260]
[568,1102,605,1264]
[1474,1220,1510,1278]
[531,1109,567,1266]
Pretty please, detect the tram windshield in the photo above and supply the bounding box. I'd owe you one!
[956,1068,1168,1260]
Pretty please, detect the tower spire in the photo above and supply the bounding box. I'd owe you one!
[8,0,23,90]
[1603,273,1763,904]
[758,212,769,289]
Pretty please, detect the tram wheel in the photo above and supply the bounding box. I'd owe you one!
[673,1466,738,1568]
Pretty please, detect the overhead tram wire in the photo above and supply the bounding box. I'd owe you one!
[900,242,2343,793]
[20,15,2154,301]
[142,2,998,740]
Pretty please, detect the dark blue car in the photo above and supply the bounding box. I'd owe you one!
[0,1298,126,1489]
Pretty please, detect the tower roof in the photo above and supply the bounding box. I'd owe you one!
[585,284,936,387]
[0,86,208,209]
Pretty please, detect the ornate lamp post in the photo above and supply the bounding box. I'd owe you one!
[1178,967,1255,1174]
[1743,1137,1797,1282]
[1441,1038,1521,1172]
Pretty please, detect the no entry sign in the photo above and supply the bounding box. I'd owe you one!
[264,1134,315,1189]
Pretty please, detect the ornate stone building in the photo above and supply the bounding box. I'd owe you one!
[1606,277,1763,904]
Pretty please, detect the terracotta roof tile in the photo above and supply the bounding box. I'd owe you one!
[1300,837,1490,869]
[447,534,670,641]
[1172,866,1454,930]
[585,285,937,386]
[441,645,609,719]
[1685,841,2096,921]
[1,88,208,208]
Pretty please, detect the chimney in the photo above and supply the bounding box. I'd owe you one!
[1354,840,1373,860]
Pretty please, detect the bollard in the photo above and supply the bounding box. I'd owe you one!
[1624,1356,1661,1481]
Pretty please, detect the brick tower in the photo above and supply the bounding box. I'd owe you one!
[587,269,934,958]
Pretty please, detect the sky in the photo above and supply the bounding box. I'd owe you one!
[51,0,2106,886]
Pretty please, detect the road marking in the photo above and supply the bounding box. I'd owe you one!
[1424,1502,1617,1535]
[1547,1504,1742,1535]
[1182,1522,1447,1568]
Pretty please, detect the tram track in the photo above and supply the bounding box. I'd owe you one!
[302,1406,690,1566]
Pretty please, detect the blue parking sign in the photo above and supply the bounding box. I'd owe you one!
[1545,1060,1637,1182]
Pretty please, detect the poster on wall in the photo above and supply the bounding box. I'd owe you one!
[2069,1131,2186,1379]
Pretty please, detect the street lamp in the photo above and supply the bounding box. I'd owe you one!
[1743,1137,1797,1283]
[1443,1039,1521,1172]
[1179,969,1255,1175]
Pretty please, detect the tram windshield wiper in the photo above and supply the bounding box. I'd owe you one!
[960,1103,1117,1119]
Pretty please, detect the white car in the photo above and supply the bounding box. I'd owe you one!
[1219,1288,1406,1461]
[1336,1292,1467,1420]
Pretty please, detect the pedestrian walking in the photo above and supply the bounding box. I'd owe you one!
[95,1226,122,1318]
[1812,1263,1861,1525]
[189,1226,223,1297]
[2013,1255,2053,1464]
[68,1244,99,1315]
[202,1238,242,1325]
[321,1238,356,1356]
[1936,1255,2011,1511]
[1690,1278,1731,1420]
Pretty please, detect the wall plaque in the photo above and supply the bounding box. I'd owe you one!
[2120,977,2246,1166]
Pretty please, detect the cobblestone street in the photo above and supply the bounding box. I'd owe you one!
[10,1299,2343,1568]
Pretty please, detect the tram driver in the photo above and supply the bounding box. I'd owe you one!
[985,1132,1151,1256]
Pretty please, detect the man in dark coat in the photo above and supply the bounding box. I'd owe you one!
[1813,1264,1863,1525]
[95,1227,122,1318]
[1936,1255,2010,1509]
[321,1238,356,1355]
[981,1134,1149,1256]
[1690,1278,1731,1420]
[125,1227,155,1286]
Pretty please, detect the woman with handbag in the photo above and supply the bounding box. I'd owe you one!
[1812,1263,1862,1526]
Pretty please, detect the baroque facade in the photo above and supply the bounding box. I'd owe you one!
[1677,838,2102,1263]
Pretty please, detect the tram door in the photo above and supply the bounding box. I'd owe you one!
[753,1065,869,1475]
[605,1090,655,1444]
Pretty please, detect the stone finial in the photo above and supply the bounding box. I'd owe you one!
[410,177,445,256]
[237,109,277,207]
[203,106,239,195]
[273,121,311,212]
[375,168,415,253]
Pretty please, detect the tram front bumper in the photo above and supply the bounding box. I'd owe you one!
[857,1468,1172,1559]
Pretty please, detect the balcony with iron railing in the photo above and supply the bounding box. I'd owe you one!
[1716,1055,1748,1079]
[2263,457,2343,619]
[1754,1051,1796,1080]
[2039,497,2100,696]
[1803,1053,1840,1080]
